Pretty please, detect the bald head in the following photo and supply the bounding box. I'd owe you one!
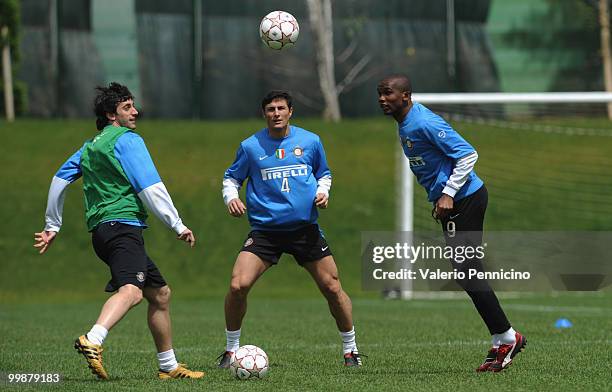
[378,74,412,94]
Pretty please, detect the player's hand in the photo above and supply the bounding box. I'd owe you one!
[435,194,454,219]
[177,228,196,248]
[228,198,246,217]
[33,230,57,254]
[315,193,329,209]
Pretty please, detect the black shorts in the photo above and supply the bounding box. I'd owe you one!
[440,185,488,246]
[440,185,488,272]
[91,222,167,292]
[240,224,333,265]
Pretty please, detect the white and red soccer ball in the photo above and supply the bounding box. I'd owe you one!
[259,11,300,50]
[229,345,269,380]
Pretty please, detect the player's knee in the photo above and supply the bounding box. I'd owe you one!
[455,273,491,293]
[120,284,143,306]
[321,276,342,299]
[229,278,251,298]
[131,290,144,306]
[155,286,171,308]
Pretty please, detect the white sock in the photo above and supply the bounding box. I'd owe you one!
[490,336,499,349]
[491,335,499,348]
[493,327,516,346]
[86,324,108,346]
[225,329,241,352]
[340,327,358,354]
[157,349,178,372]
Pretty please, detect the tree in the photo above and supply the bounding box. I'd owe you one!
[306,0,341,121]
[306,0,375,121]
[1,25,14,120]
[0,0,22,118]
[599,0,612,118]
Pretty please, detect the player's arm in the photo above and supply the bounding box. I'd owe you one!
[34,146,84,254]
[115,133,195,247]
[443,151,478,198]
[313,138,332,209]
[222,145,249,217]
[422,118,479,217]
[435,152,478,218]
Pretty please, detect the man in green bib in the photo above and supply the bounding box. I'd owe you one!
[34,83,204,380]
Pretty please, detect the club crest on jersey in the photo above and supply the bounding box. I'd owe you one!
[293,146,303,157]
[244,238,253,247]
[136,272,145,282]
[275,149,286,159]
[404,137,413,149]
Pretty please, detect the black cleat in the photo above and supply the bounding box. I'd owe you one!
[216,351,233,369]
[344,351,365,367]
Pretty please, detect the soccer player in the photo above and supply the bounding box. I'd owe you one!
[217,91,362,367]
[376,75,526,372]
[33,83,204,380]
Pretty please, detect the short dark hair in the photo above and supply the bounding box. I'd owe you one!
[261,90,293,111]
[93,82,134,130]
[381,74,412,94]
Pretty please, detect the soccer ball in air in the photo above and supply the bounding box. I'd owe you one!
[259,11,299,50]
[229,345,269,380]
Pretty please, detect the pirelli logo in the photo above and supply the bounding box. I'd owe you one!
[261,164,308,181]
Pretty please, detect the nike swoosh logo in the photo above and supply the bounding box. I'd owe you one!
[321,246,329,251]
[259,155,268,160]
[449,213,460,219]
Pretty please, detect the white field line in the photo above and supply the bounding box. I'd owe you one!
[394,301,611,314]
[503,304,611,314]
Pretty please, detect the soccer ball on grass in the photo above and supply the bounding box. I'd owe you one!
[259,11,299,50]
[229,345,269,380]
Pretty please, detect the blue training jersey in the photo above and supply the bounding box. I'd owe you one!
[398,102,483,202]
[54,132,162,227]
[224,125,331,231]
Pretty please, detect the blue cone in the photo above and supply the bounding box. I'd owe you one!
[554,318,573,329]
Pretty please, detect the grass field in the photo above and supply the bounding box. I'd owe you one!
[1,118,611,390]
[1,294,610,391]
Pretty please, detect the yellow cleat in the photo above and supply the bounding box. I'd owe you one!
[158,363,205,380]
[74,335,109,380]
